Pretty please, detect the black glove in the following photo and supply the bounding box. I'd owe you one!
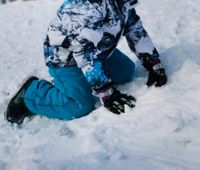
[103,89,136,114]
[147,68,167,87]
[94,83,136,114]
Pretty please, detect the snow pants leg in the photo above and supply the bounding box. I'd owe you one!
[23,49,135,120]
[24,67,95,120]
[105,49,135,84]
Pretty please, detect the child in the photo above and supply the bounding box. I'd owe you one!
[5,0,167,124]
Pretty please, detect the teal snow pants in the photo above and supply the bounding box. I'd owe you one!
[24,49,135,120]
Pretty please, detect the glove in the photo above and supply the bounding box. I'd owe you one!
[94,83,136,114]
[103,89,136,114]
[147,68,167,87]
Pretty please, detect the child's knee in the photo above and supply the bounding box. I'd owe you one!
[112,61,135,84]
[75,101,94,118]
[123,61,135,82]
[105,49,136,84]
[60,97,95,120]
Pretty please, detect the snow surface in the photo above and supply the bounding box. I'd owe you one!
[0,0,200,169]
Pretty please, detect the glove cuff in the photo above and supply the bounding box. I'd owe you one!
[94,82,114,103]
[152,63,163,71]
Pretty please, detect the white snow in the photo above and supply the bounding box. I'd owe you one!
[0,0,200,170]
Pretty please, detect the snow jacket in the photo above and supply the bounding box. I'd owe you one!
[44,0,161,89]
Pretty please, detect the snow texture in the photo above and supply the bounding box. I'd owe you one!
[0,0,200,170]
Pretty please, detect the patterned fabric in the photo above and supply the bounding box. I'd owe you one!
[24,50,135,120]
[43,0,160,89]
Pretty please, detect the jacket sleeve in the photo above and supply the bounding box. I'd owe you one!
[123,8,162,71]
[72,29,114,90]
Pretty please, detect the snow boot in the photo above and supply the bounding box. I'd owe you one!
[4,76,38,124]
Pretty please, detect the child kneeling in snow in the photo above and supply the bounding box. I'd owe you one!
[5,0,167,124]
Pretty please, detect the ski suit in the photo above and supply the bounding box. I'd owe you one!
[24,0,161,120]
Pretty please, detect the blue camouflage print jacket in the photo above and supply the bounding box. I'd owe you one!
[44,0,160,89]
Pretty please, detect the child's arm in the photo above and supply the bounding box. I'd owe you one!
[123,8,167,86]
[123,9,162,71]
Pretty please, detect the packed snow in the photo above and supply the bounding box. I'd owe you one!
[0,0,200,170]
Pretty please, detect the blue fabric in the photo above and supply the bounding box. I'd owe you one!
[106,49,135,84]
[23,49,135,120]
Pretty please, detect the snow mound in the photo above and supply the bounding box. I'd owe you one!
[0,0,200,170]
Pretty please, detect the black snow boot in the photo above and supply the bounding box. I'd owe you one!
[4,76,38,124]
